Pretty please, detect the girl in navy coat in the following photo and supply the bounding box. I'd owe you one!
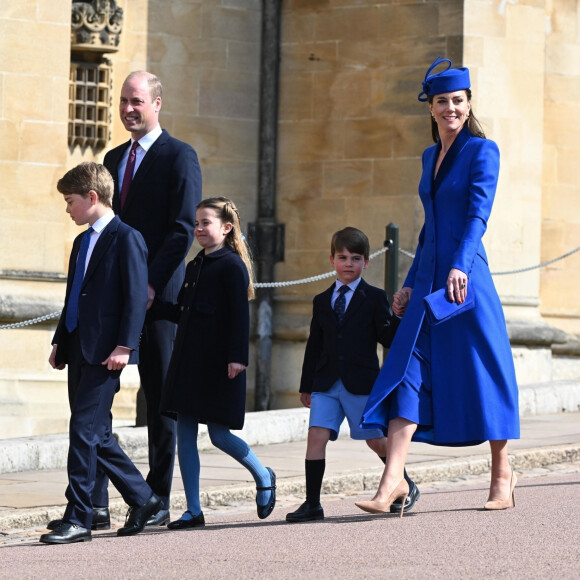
[161,197,276,528]
[356,58,520,516]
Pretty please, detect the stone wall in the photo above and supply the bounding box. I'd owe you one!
[541,0,580,333]
[0,0,578,438]
[0,0,265,437]
[0,2,76,437]
[270,0,462,406]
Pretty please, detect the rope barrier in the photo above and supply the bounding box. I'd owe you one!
[490,244,580,275]
[0,311,60,330]
[1,244,578,329]
[396,244,580,275]
[253,246,389,288]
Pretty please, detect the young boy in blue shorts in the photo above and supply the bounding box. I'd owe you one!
[286,227,419,522]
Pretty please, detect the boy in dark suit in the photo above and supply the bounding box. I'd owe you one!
[40,163,160,544]
[286,227,419,523]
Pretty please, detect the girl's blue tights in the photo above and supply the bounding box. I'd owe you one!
[176,415,272,520]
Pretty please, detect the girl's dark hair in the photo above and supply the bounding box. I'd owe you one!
[197,197,255,300]
[428,89,486,142]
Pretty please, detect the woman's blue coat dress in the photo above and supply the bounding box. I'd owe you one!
[362,127,520,446]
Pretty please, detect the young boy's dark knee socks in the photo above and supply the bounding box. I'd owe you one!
[305,459,325,505]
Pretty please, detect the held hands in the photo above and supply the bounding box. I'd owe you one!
[48,344,66,370]
[300,393,312,408]
[447,268,468,304]
[393,287,412,317]
[102,346,131,371]
[146,284,156,310]
[228,362,247,379]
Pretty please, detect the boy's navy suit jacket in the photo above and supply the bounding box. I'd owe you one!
[300,278,399,396]
[52,215,148,367]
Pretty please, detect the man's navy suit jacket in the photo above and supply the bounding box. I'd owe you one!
[104,129,200,303]
[300,279,399,396]
[53,215,148,367]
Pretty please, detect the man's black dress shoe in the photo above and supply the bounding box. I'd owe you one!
[167,511,205,530]
[47,506,110,531]
[256,467,276,519]
[286,501,324,523]
[117,493,161,537]
[146,508,170,526]
[390,480,420,513]
[40,522,91,544]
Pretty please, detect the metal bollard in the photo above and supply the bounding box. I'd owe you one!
[384,223,399,303]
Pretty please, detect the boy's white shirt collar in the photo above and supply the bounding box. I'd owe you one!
[335,277,362,293]
[81,210,115,276]
[90,210,115,233]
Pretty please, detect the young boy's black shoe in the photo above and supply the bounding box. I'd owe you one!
[40,523,92,544]
[390,480,420,513]
[286,501,324,523]
[47,506,110,531]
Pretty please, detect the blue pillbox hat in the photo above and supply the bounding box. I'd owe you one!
[418,57,471,102]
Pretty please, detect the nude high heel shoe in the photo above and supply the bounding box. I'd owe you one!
[484,469,517,510]
[355,479,410,518]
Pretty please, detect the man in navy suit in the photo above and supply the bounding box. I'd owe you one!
[103,71,201,525]
[41,163,161,544]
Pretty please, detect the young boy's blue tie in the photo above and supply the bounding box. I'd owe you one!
[333,285,350,325]
[65,227,93,332]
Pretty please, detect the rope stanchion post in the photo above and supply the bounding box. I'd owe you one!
[384,223,399,303]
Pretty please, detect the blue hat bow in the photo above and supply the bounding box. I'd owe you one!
[418,56,470,102]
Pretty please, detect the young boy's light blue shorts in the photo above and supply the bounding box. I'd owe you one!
[309,379,385,441]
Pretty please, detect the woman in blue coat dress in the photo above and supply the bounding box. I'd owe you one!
[356,58,520,516]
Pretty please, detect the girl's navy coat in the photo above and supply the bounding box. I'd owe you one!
[161,246,249,430]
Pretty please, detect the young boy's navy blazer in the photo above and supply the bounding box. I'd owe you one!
[53,215,148,366]
[300,279,399,396]
[51,214,152,529]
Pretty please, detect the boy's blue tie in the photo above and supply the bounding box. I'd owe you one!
[65,227,93,332]
[333,285,350,325]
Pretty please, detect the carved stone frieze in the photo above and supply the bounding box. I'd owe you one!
[71,0,124,53]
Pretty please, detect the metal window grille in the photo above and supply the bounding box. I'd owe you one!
[68,61,111,150]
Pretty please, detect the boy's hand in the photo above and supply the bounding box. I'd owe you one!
[102,346,131,371]
[300,393,311,408]
[48,344,66,370]
[393,286,412,317]
[228,362,246,379]
[146,284,156,310]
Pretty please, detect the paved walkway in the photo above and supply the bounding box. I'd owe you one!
[0,412,579,534]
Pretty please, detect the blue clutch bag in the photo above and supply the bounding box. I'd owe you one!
[423,285,475,326]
